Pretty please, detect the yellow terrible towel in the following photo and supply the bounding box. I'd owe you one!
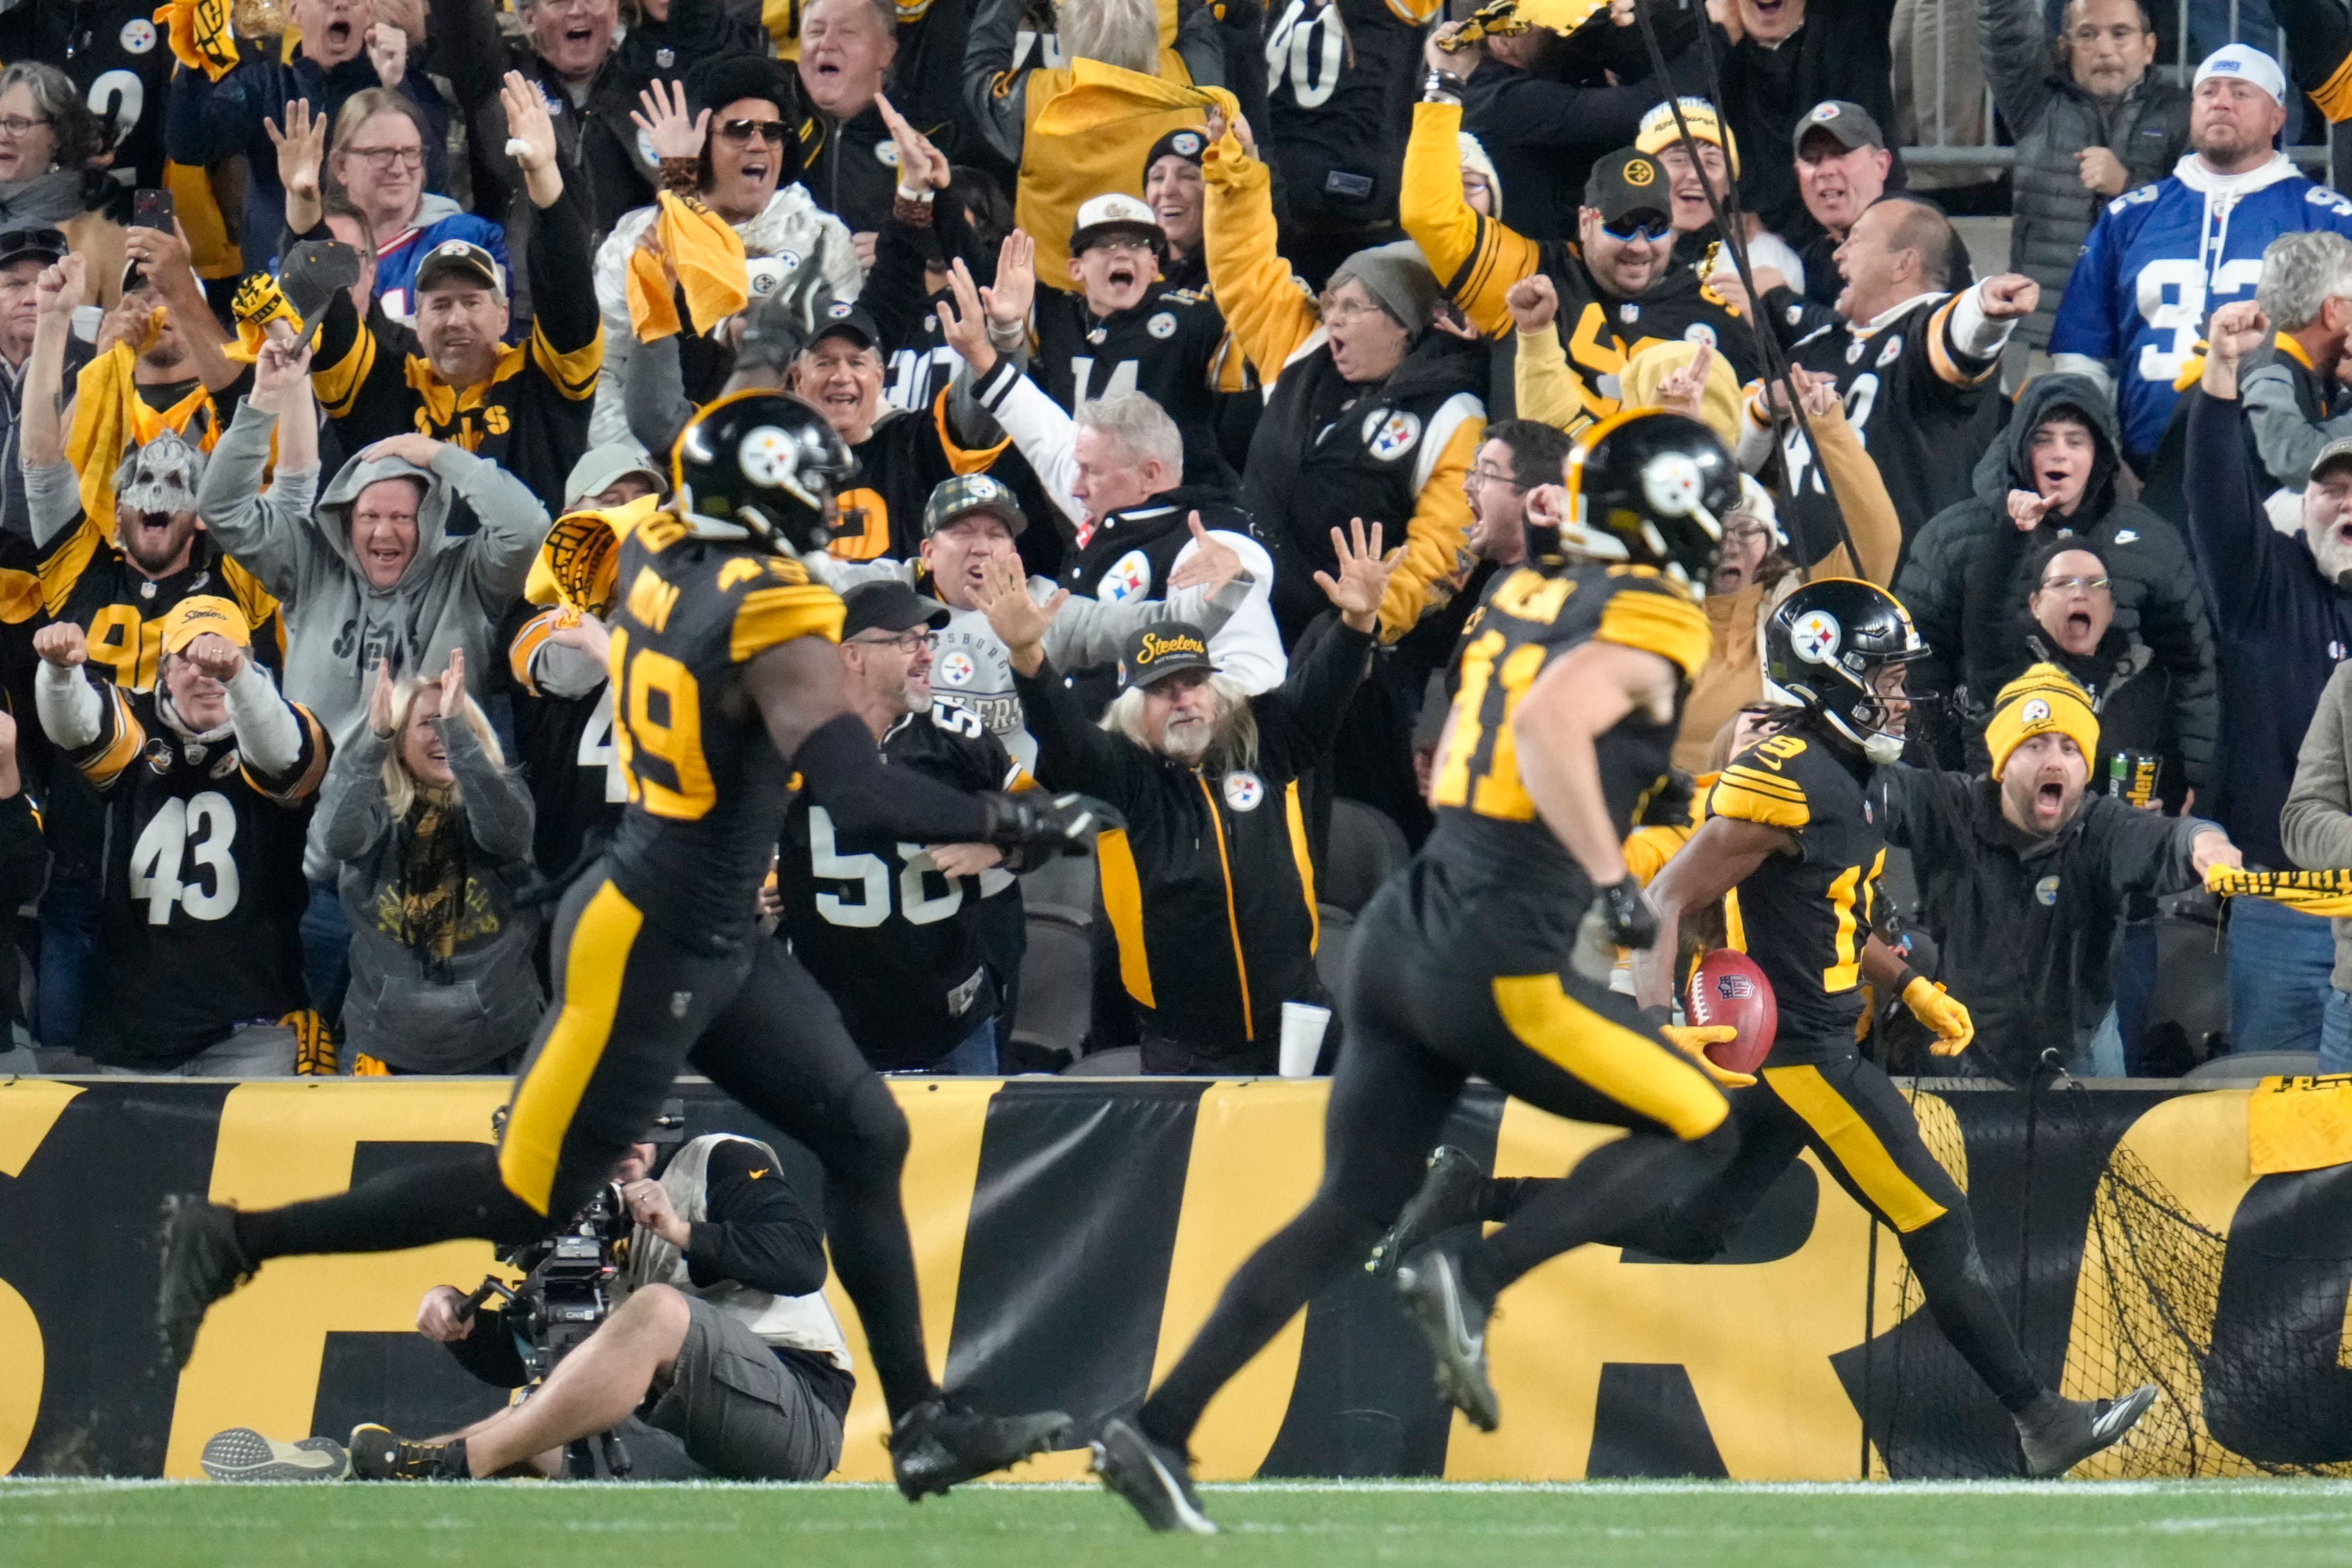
[65,327,219,525]
[626,192,748,342]
[2206,865,2352,918]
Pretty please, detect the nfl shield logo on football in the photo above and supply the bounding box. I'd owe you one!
[1223,771,1265,811]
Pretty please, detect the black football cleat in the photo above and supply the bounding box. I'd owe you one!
[2017,1384,2160,1477]
[200,1429,350,1483]
[157,1195,255,1368]
[1091,1416,1216,1534]
[347,1423,468,1481]
[1368,1145,1489,1279]
[1395,1245,1501,1432]
[888,1398,1071,1499]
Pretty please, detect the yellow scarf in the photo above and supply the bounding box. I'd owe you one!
[2206,865,2352,918]
[1017,59,1235,291]
[64,330,222,524]
[227,271,303,362]
[624,192,749,342]
[156,0,240,80]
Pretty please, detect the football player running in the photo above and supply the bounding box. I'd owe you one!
[1094,412,1753,1533]
[159,393,1090,1498]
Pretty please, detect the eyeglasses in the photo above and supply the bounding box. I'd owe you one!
[715,118,790,146]
[0,114,53,139]
[1319,297,1390,325]
[1600,217,1673,244]
[1468,466,1527,491]
[2041,574,2112,592]
[344,145,425,170]
[850,629,931,653]
[1721,520,1774,545]
[1083,236,1160,258]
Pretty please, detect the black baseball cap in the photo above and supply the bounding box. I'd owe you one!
[842,580,951,639]
[809,298,881,351]
[0,224,64,270]
[1793,100,1887,156]
[1584,149,1673,228]
[1117,623,1218,689]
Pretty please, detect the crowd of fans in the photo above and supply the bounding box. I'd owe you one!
[3,0,2352,1086]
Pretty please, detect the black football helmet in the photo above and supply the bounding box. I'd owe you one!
[672,391,855,554]
[1763,577,1930,764]
[1542,408,1737,588]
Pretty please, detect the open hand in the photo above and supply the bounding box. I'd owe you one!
[875,92,949,191]
[633,78,708,161]
[368,658,396,738]
[978,553,1058,660]
[1166,513,1243,594]
[983,229,1035,328]
[438,649,467,718]
[500,70,559,176]
[265,98,327,204]
[362,432,443,468]
[935,258,996,374]
[1313,517,1396,631]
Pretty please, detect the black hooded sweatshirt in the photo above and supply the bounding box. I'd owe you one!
[1895,373,2218,792]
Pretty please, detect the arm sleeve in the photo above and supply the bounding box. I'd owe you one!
[222,662,304,779]
[523,183,604,405]
[861,204,940,350]
[319,725,395,863]
[684,1138,830,1296]
[193,398,314,594]
[2276,0,2352,115]
[1976,0,2060,132]
[1260,615,1372,758]
[1173,0,1226,86]
[2183,385,2273,633]
[960,0,1030,168]
[1807,403,1904,585]
[1513,325,1587,430]
[2093,797,2216,897]
[1044,567,1256,665]
[2141,536,2221,793]
[1011,657,1158,799]
[2243,363,2352,492]
[1940,285,2016,377]
[2284,662,2352,868]
[1379,406,1483,642]
[33,660,103,752]
[622,331,694,462]
[442,1303,530,1388]
[1201,137,1320,383]
[437,713,536,860]
[969,355,1083,527]
[1170,531,1285,692]
[431,444,554,604]
[24,459,78,549]
[1398,98,1542,339]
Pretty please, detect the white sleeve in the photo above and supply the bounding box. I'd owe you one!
[1951,280,2020,360]
[988,375,1085,527]
[224,661,302,775]
[34,660,100,750]
[1174,531,1286,694]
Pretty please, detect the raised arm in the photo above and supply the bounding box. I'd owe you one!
[435,655,536,859]
[1398,89,1541,340]
[1201,123,1320,381]
[19,254,82,475]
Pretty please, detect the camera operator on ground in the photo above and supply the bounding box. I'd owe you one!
[202,1127,853,1483]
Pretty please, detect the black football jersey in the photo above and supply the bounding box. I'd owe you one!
[0,0,173,190]
[498,601,624,879]
[1425,565,1712,891]
[1706,725,1887,1050]
[73,680,325,1066]
[603,515,847,951]
[778,702,1024,1066]
[1527,254,1764,431]
[1261,0,1437,224]
[1033,287,1236,488]
[1778,292,2001,561]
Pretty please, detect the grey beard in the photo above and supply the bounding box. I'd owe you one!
[1161,721,1211,764]
[2309,525,2352,585]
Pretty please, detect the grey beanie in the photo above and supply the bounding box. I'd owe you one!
[1328,240,1439,342]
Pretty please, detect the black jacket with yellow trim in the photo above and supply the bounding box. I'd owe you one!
[306,182,603,516]
[1015,613,1374,1072]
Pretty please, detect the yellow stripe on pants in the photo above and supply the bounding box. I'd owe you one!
[499,881,646,1215]
[1762,1064,1948,1233]
[1491,974,1728,1140]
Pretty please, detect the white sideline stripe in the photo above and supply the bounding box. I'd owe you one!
[10,1478,2352,1497]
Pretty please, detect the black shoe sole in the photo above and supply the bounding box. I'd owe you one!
[893,1411,1073,1500]
[1090,1420,1216,1535]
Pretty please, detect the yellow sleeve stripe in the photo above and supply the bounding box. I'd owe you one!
[37,515,103,617]
[531,320,605,402]
[731,584,847,663]
[310,318,378,420]
[0,568,41,624]
[509,607,563,696]
[1926,294,1999,388]
[2316,48,2352,121]
[81,685,145,788]
[1708,778,1811,829]
[933,387,1012,476]
[1717,764,1808,800]
[1595,589,1713,682]
[245,703,331,803]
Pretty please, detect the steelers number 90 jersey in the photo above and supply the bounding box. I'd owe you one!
[1707,730,1888,1046]
[602,513,848,946]
[1426,565,1712,886]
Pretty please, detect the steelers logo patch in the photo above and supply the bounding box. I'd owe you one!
[1100,549,1152,603]
[2036,875,2060,906]
[2021,697,2052,724]
[1684,323,1719,349]
[120,17,157,51]
[1877,334,1903,368]
[936,649,976,686]
[746,258,785,297]
[1223,770,1265,811]
[827,300,854,319]
[1791,609,1841,664]
[1148,311,1177,340]
[737,425,802,485]
[1364,408,1423,461]
[1624,157,1656,186]
[1640,452,1705,517]
[1173,130,1202,156]
[875,141,902,167]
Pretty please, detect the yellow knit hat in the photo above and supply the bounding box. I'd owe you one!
[1985,663,2100,780]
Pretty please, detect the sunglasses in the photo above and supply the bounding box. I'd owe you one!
[715,118,790,146]
[1599,216,1673,244]
[2040,574,2112,592]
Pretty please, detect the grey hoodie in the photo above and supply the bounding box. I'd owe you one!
[196,397,553,876]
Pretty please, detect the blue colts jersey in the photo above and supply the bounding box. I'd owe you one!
[2048,159,2352,465]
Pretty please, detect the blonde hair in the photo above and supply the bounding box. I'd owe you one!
[1099,671,1259,773]
[382,675,506,818]
[1057,0,1160,73]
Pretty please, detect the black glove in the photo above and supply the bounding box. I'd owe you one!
[1593,877,1658,950]
[978,791,1102,856]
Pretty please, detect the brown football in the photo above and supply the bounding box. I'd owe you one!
[1687,949,1778,1075]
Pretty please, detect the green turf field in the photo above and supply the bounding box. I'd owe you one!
[7,1479,2352,1568]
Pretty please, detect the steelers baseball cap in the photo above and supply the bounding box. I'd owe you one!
[1070,192,1165,255]
[1585,149,1674,228]
[159,594,252,656]
[808,298,881,351]
[922,473,1028,537]
[2194,43,2286,104]
[1118,623,1218,689]
[414,238,508,301]
[1635,96,1742,177]
[842,580,951,639]
[1793,100,1886,155]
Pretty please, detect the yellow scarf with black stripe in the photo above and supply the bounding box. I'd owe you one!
[156,0,239,80]
[2206,865,2352,918]
[626,192,748,342]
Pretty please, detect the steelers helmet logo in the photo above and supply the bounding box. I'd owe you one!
[1685,323,1719,350]
[2021,697,2052,724]
[1624,157,1656,186]
[1812,103,1840,121]
[1791,609,1841,664]
[1640,452,1707,518]
[120,17,158,51]
[1223,771,1265,811]
[1365,408,1423,461]
[737,425,802,486]
[936,649,976,686]
[827,300,854,319]
[1147,311,1177,340]
[875,140,902,167]
[1877,334,1904,367]
[1173,131,1202,156]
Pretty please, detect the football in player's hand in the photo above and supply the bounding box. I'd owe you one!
[1687,949,1777,1076]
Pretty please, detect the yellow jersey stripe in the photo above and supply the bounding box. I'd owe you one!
[500,881,645,1215]
[730,584,847,664]
[1096,827,1155,1009]
[80,684,145,788]
[310,320,378,420]
[1285,778,1319,955]
[2316,48,2352,121]
[1596,589,1712,681]
[531,320,604,401]
[37,516,103,618]
[1924,294,1999,388]
[1709,779,1811,831]
[933,386,1012,477]
[509,607,562,696]
[1491,973,1728,1140]
[1716,767,1810,802]
[1763,1064,1950,1233]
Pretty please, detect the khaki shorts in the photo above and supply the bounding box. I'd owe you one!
[644,1297,844,1481]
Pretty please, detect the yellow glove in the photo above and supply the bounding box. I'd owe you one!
[1660,1023,1756,1089]
[1902,975,1974,1056]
